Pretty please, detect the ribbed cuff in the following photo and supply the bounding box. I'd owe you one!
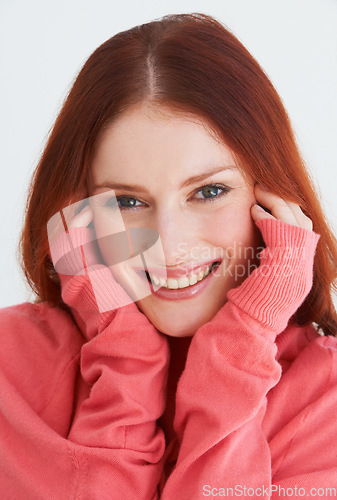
[227,218,321,333]
[60,265,135,341]
[254,217,320,249]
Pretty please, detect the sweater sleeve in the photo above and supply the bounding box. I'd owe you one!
[1,227,169,499]
[160,218,321,499]
[57,227,171,500]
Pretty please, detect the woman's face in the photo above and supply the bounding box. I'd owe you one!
[88,104,262,337]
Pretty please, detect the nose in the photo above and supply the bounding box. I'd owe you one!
[149,206,197,267]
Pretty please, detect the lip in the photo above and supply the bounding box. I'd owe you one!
[136,260,222,301]
[134,258,221,281]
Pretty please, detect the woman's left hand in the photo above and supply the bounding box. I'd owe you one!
[251,184,313,232]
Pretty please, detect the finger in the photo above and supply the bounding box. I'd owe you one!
[254,185,300,227]
[66,204,94,229]
[283,200,313,231]
[61,199,94,229]
[251,203,277,222]
[255,185,314,231]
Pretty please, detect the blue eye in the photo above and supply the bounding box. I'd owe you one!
[104,196,142,211]
[194,183,230,202]
[104,183,231,212]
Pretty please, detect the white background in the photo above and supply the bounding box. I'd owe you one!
[1,0,336,308]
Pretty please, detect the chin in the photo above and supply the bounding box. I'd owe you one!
[135,304,194,336]
[159,324,196,338]
[135,300,222,338]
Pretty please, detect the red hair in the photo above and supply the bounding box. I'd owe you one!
[18,12,337,335]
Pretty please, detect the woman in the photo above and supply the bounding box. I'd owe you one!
[1,12,337,499]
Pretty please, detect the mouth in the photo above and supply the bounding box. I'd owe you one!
[144,260,221,287]
[139,259,223,301]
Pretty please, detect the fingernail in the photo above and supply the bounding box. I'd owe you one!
[254,204,265,211]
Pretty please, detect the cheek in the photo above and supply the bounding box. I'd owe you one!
[201,205,256,249]
[92,212,126,266]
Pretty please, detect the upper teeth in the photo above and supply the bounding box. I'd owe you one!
[148,263,215,289]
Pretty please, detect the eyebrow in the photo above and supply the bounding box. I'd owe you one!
[93,165,238,193]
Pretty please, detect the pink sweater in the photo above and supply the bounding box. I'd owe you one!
[1,218,337,499]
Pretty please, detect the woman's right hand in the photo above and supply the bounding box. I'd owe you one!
[47,199,135,320]
[47,200,102,277]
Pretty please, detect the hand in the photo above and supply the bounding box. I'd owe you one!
[48,199,137,316]
[226,183,321,331]
[251,184,313,232]
[65,201,94,229]
[47,200,101,276]
[47,199,94,249]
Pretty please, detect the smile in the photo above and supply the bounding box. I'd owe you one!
[147,260,220,289]
[139,260,222,301]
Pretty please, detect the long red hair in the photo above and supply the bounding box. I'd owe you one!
[18,12,337,336]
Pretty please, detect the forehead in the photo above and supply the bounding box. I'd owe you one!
[90,104,251,183]
[95,101,231,151]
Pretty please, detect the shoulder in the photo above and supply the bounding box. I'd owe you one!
[303,329,337,391]
[276,322,337,391]
[264,323,337,439]
[0,300,84,357]
[282,323,337,376]
[0,301,84,412]
[267,325,337,478]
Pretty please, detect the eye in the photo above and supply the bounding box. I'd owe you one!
[104,195,143,211]
[192,183,231,202]
[103,183,231,212]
